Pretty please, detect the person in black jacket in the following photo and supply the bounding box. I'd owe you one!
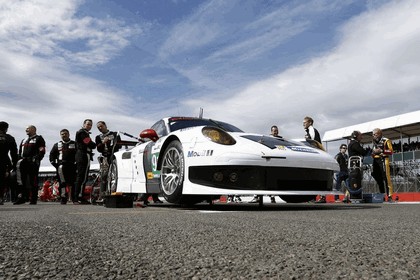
[50,129,77,204]
[95,121,121,203]
[348,130,369,158]
[334,144,349,201]
[0,121,18,205]
[345,131,369,203]
[74,119,96,204]
[14,125,46,205]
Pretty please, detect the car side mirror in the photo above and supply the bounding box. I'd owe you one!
[140,129,159,142]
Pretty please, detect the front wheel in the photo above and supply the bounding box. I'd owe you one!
[160,141,184,203]
[107,159,118,195]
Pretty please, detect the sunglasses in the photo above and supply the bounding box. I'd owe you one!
[341,147,347,149]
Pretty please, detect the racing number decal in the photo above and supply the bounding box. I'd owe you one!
[151,152,160,177]
[143,142,160,180]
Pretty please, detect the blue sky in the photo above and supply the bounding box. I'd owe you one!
[1,0,420,163]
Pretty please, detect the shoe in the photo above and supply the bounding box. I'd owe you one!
[73,201,80,205]
[249,197,260,203]
[0,199,4,205]
[13,198,25,205]
[270,196,276,203]
[387,196,393,203]
[342,198,350,203]
[227,197,233,203]
[153,199,163,204]
[315,196,326,203]
[29,201,37,205]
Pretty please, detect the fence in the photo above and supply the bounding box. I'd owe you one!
[359,152,420,193]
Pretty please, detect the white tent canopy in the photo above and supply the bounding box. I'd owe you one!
[323,110,420,144]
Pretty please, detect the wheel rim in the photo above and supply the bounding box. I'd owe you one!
[108,161,118,194]
[161,147,182,195]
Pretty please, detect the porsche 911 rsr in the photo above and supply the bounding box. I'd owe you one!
[108,117,339,204]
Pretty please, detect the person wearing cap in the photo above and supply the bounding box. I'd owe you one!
[0,121,18,205]
[334,144,349,202]
[14,125,46,205]
[371,128,394,202]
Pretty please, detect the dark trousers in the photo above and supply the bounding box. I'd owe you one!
[57,164,76,202]
[16,159,40,203]
[99,157,110,198]
[372,158,387,195]
[335,171,348,200]
[75,154,90,201]
[0,166,7,201]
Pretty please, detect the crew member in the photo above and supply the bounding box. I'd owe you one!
[334,144,349,201]
[0,121,18,205]
[15,125,46,205]
[50,129,77,204]
[95,121,121,203]
[348,131,369,158]
[303,116,321,143]
[74,119,96,204]
[371,128,394,202]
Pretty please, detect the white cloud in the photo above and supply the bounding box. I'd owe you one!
[183,0,420,141]
[0,0,149,162]
[2,0,419,164]
[0,0,139,66]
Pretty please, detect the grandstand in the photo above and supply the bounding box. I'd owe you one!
[323,110,420,195]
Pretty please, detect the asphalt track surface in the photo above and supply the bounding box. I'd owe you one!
[0,200,419,279]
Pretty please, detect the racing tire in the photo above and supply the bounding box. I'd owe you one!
[107,159,118,195]
[160,141,185,204]
[279,195,316,203]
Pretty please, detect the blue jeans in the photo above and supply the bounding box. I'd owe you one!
[335,171,349,200]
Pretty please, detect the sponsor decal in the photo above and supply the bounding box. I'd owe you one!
[276,145,287,151]
[187,150,214,157]
[147,172,154,179]
[287,146,318,153]
[180,127,195,132]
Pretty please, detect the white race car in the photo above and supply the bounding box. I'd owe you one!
[109,117,338,204]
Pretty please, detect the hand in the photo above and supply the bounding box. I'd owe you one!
[373,148,382,155]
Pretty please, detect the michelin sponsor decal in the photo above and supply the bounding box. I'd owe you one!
[287,146,318,153]
[187,150,214,157]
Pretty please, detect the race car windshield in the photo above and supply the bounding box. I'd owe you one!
[168,118,243,133]
[241,135,300,149]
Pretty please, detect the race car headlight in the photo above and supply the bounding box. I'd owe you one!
[202,126,236,145]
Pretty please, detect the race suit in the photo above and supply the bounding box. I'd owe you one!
[95,131,121,198]
[74,128,96,202]
[49,140,77,203]
[17,135,46,203]
[372,137,393,196]
[0,132,18,202]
